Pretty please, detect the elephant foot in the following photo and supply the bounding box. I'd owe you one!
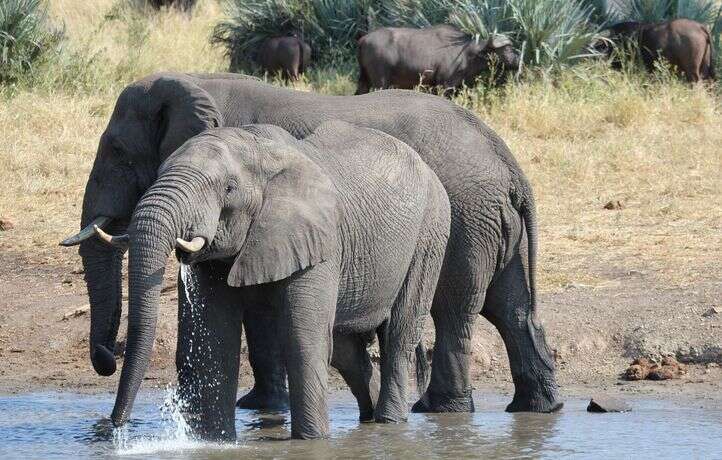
[374,415,407,424]
[505,386,563,413]
[236,385,290,411]
[411,389,474,413]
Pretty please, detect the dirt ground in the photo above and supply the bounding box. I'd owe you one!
[1,247,720,408]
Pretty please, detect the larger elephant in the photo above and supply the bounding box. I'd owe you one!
[105,122,449,439]
[61,72,561,418]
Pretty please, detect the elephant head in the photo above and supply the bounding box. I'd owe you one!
[59,73,223,377]
[108,127,338,427]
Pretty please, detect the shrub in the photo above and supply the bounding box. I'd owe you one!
[506,0,599,69]
[0,0,62,83]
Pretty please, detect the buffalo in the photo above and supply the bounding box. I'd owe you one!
[601,18,715,82]
[356,25,519,95]
[258,35,312,81]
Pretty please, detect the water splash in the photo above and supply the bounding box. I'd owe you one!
[110,265,231,456]
[112,387,228,456]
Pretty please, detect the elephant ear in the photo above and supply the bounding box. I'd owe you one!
[149,74,224,159]
[227,140,339,287]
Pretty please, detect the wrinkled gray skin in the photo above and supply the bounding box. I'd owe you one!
[356,25,519,95]
[258,35,311,81]
[62,72,561,425]
[600,19,715,82]
[118,123,450,439]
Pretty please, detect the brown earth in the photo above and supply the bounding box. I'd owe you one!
[1,248,720,408]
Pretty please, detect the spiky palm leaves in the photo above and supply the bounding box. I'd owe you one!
[0,0,61,83]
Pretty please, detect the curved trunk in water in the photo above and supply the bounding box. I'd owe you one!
[111,198,179,426]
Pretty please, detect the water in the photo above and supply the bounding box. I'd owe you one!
[1,390,721,459]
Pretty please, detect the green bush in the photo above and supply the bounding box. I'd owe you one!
[211,0,722,76]
[0,0,62,83]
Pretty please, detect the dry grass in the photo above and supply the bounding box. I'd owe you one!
[1,0,720,293]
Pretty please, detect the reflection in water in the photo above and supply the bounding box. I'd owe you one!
[1,391,721,459]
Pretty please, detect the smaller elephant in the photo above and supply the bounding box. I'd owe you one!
[600,19,715,82]
[259,35,312,80]
[106,121,450,440]
[356,25,519,95]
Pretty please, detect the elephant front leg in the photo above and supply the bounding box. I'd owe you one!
[236,310,289,410]
[176,264,243,441]
[280,263,338,439]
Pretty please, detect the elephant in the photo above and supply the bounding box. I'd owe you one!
[60,72,561,422]
[104,122,450,439]
[356,25,519,95]
[258,35,312,81]
[600,19,715,82]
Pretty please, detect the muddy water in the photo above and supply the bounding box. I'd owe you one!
[1,390,720,459]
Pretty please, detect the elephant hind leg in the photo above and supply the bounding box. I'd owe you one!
[236,311,289,411]
[331,332,379,421]
[412,234,494,414]
[481,254,562,413]
[376,228,446,423]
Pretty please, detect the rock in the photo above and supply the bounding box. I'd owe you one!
[648,367,676,380]
[624,364,649,380]
[0,218,14,231]
[702,307,719,318]
[603,200,624,210]
[587,397,631,413]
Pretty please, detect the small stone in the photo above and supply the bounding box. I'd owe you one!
[702,307,719,318]
[603,200,624,210]
[71,267,85,275]
[0,218,14,231]
[61,305,89,321]
[587,397,631,413]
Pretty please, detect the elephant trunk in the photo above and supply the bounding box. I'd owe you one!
[111,196,181,427]
[79,239,124,376]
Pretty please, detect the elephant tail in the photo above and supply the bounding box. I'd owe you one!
[520,186,555,371]
[415,342,431,397]
[520,191,538,317]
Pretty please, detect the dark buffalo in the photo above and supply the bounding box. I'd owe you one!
[602,18,715,82]
[258,35,312,81]
[356,25,519,95]
[148,0,196,11]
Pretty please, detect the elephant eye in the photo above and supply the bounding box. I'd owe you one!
[225,181,238,195]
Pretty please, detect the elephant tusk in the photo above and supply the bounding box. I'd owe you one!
[176,236,206,253]
[94,225,130,250]
[60,216,111,246]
